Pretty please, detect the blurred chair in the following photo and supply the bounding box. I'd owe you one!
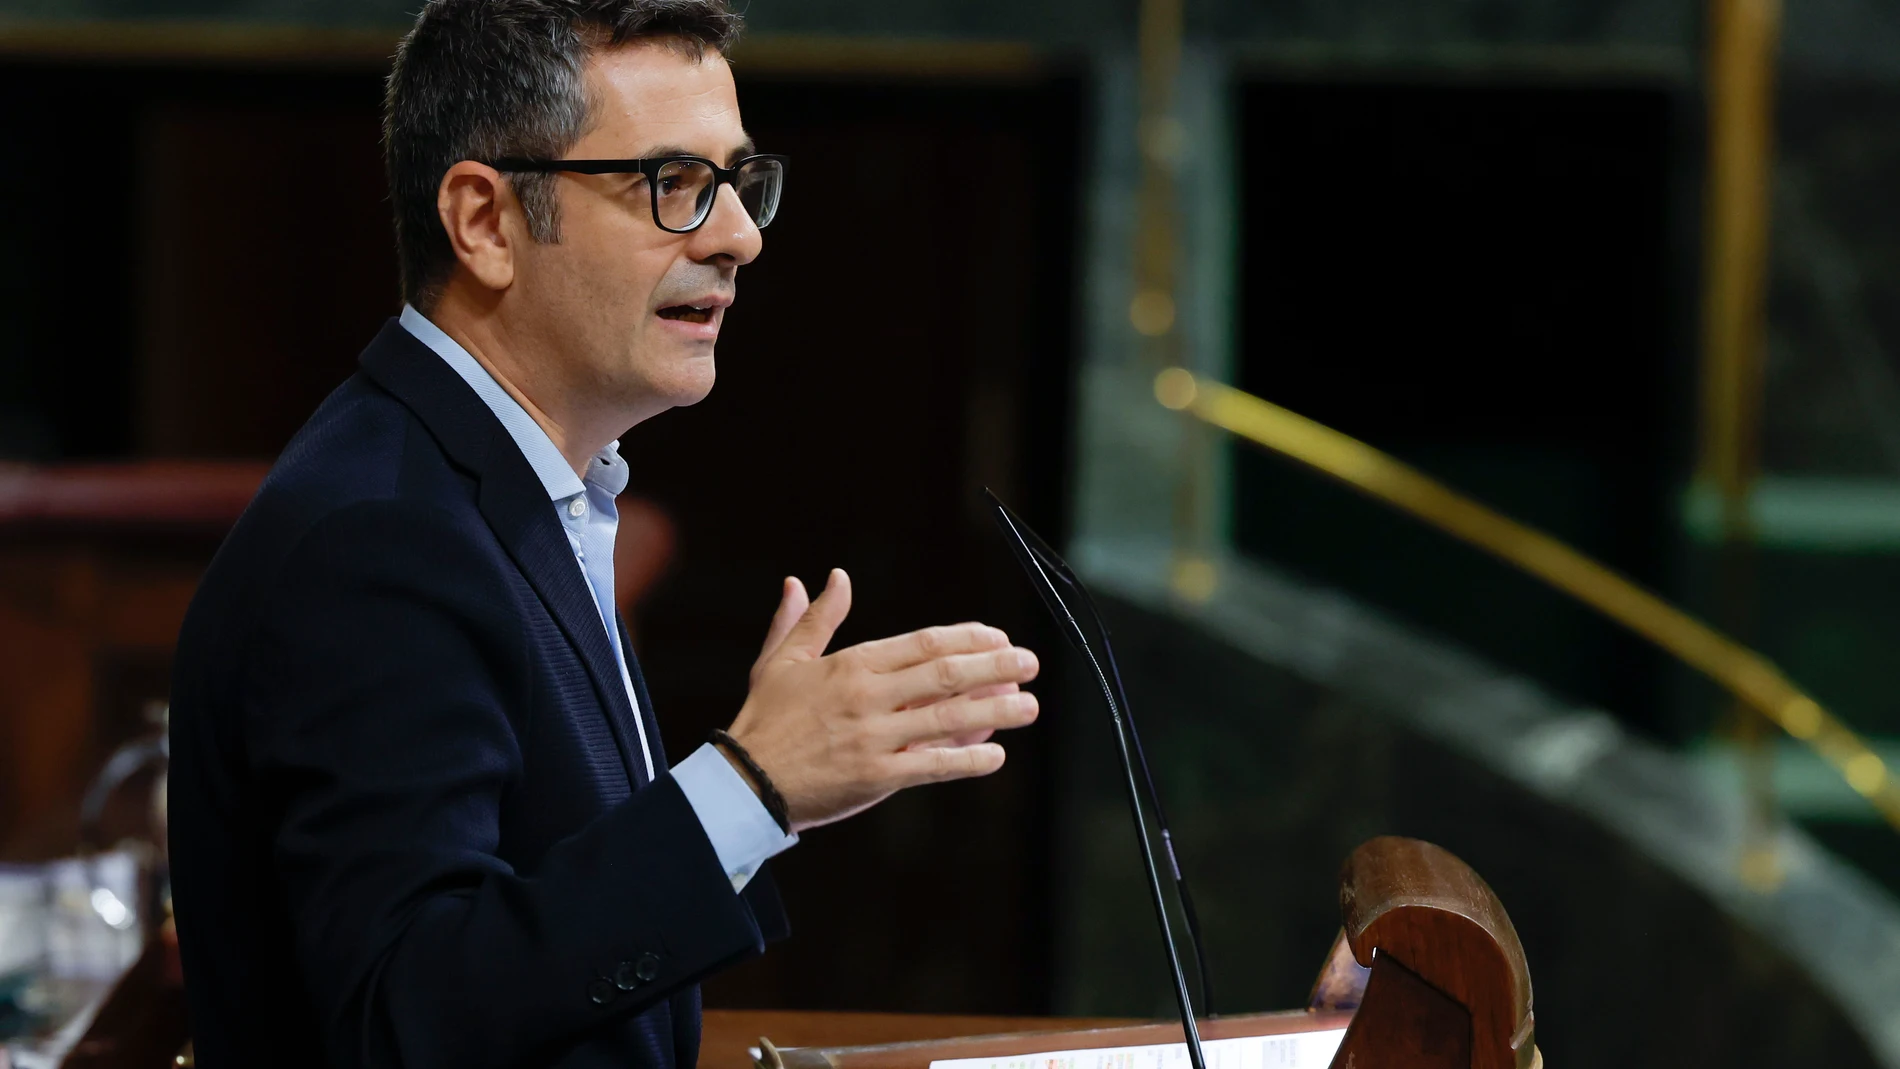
[0,462,267,863]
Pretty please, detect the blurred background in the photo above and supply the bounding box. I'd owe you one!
[0,0,1898,1066]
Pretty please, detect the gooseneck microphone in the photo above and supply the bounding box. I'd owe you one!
[1096,607,1217,1017]
[984,489,1210,1069]
[991,500,1216,1014]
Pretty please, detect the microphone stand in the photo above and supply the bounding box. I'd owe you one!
[1021,534,1217,1013]
[1098,616,1217,1017]
[985,491,1209,1069]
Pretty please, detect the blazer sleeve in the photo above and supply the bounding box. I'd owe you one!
[742,866,790,944]
[243,498,768,1069]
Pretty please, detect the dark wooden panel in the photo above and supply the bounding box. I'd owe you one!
[137,95,397,457]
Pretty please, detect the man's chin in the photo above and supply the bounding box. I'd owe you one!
[655,355,717,409]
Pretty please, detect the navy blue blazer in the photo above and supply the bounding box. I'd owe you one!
[169,319,787,1069]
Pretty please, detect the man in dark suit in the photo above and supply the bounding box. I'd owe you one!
[166,2,1043,1066]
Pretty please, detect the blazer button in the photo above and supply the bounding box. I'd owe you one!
[615,952,662,991]
[587,977,617,1005]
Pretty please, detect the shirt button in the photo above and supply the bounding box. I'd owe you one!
[568,497,587,518]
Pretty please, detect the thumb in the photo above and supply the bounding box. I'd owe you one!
[751,576,810,683]
[776,568,852,662]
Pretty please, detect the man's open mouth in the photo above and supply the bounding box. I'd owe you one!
[657,304,715,324]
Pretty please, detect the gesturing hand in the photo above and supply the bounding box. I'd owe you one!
[722,569,1040,833]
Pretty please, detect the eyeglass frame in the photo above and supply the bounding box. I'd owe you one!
[487,153,788,234]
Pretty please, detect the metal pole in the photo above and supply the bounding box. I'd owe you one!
[1699,0,1782,889]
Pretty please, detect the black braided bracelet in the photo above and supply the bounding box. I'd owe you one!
[709,729,792,835]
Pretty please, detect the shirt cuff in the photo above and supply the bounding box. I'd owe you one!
[673,742,797,892]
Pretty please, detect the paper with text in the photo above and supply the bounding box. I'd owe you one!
[927,1028,1348,1069]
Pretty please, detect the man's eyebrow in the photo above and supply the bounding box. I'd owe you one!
[635,139,756,166]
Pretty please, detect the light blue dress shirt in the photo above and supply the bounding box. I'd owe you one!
[400,305,795,891]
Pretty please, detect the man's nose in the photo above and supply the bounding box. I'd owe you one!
[690,183,763,265]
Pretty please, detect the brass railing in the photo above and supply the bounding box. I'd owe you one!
[1154,368,1900,836]
[1699,0,1784,885]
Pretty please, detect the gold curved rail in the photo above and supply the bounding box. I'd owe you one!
[1154,367,1900,833]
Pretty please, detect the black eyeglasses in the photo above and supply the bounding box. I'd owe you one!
[489,154,787,234]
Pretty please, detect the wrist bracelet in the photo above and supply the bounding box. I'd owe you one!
[710,729,792,835]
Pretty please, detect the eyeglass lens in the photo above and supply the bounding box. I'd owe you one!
[655,158,783,231]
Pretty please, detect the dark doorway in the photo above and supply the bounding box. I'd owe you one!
[1232,79,1685,738]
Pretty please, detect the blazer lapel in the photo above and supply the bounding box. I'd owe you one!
[479,477,652,789]
[619,616,668,769]
[358,319,651,788]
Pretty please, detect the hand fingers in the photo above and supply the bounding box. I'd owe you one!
[749,577,811,686]
[753,576,810,669]
[853,623,1009,674]
[901,683,1017,748]
[888,741,1008,785]
[879,646,1038,709]
[776,568,852,662]
[919,682,1018,707]
[890,689,1038,748]
[905,728,995,751]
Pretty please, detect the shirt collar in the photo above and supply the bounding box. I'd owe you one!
[399,304,627,501]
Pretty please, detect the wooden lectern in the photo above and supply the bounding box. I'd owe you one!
[60,837,1534,1069]
[704,837,1538,1069]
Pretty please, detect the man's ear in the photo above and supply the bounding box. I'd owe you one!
[437,161,519,293]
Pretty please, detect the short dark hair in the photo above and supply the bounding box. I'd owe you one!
[384,0,743,309]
